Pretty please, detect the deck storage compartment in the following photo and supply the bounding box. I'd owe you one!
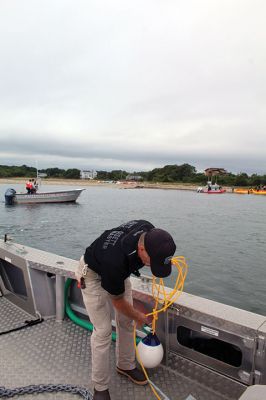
[166,297,266,385]
[0,254,56,318]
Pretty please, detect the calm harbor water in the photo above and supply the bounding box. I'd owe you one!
[0,183,266,316]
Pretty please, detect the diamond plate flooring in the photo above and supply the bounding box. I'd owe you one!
[0,297,246,400]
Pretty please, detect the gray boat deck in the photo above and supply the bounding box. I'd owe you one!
[0,296,246,400]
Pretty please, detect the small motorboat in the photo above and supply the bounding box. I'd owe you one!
[4,188,85,205]
[197,168,227,194]
[197,181,226,194]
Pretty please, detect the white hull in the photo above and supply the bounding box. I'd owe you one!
[14,189,84,204]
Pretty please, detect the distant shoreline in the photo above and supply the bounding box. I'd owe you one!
[0,178,233,192]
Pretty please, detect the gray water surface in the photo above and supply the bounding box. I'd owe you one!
[1,183,265,315]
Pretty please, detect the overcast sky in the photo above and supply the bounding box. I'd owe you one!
[0,0,265,174]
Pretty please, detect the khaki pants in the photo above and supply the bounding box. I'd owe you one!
[78,256,136,391]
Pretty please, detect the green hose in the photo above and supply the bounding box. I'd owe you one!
[64,278,141,343]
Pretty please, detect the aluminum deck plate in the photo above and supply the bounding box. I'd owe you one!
[0,297,246,400]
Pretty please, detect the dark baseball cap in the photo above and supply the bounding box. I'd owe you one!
[144,228,176,278]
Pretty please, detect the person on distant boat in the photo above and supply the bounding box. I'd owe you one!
[31,179,37,194]
[76,220,176,400]
[26,179,32,194]
[29,179,36,194]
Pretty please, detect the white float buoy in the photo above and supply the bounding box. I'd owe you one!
[137,332,164,368]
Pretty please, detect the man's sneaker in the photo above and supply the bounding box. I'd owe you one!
[93,389,111,400]
[116,367,148,385]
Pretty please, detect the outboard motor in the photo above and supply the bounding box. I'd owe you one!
[5,188,16,205]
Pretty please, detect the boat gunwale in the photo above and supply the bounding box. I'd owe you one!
[15,188,85,197]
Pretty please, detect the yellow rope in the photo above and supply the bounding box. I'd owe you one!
[134,256,188,399]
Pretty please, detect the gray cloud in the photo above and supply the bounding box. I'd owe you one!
[0,0,265,174]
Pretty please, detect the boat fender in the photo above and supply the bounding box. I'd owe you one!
[137,331,164,368]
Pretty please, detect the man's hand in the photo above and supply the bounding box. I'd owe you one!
[135,312,151,328]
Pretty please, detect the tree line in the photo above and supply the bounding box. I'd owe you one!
[0,165,81,179]
[86,164,266,187]
[0,163,266,187]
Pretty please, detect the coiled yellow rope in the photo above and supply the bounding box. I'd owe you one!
[134,256,188,399]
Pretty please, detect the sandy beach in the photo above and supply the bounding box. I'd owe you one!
[0,178,198,190]
[0,178,233,192]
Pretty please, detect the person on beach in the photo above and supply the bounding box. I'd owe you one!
[76,219,176,400]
